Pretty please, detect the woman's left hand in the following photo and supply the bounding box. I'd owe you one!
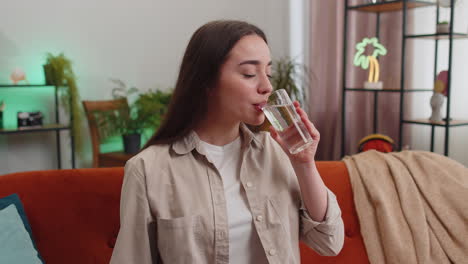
[269,101,320,164]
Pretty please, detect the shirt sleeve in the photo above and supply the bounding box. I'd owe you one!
[299,188,345,256]
[110,160,159,264]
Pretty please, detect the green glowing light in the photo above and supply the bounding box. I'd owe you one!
[0,87,55,129]
[354,37,387,70]
[100,136,124,153]
[354,37,387,83]
[99,128,152,153]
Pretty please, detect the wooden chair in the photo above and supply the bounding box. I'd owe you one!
[82,99,135,168]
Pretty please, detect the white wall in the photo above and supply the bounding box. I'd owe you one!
[0,0,290,173]
[408,3,468,166]
[289,0,310,113]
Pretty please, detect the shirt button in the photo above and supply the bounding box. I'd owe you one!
[268,249,276,256]
[246,182,253,188]
[220,231,226,238]
[256,215,263,222]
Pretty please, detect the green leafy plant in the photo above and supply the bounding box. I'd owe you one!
[134,89,172,130]
[269,57,309,106]
[43,53,84,155]
[438,21,449,25]
[99,80,172,138]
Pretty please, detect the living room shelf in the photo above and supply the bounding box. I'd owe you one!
[402,119,468,127]
[342,0,466,158]
[0,124,70,134]
[0,84,53,88]
[348,0,435,13]
[405,33,468,39]
[345,88,433,92]
[0,83,75,169]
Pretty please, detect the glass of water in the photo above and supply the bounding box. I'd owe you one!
[262,89,313,154]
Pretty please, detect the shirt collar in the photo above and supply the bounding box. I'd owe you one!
[171,123,264,155]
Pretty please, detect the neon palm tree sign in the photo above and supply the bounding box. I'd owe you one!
[354,37,387,89]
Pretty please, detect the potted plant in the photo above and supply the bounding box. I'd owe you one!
[437,21,450,34]
[253,57,311,132]
[43,53,84,156]
[100,80,172,154]
[269,57,308,106]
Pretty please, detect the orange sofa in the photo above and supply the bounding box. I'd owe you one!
[0,162,370,263]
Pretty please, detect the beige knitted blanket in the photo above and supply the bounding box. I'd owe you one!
[343,150,468,264]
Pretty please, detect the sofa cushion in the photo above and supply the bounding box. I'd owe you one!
[299,161,370,263]
[0,163,370,263]
[0,168,124,264]
[0,194,43,263]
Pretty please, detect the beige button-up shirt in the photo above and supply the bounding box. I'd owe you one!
[110,124,344,264]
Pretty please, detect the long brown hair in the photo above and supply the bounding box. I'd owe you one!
[144,20,267,147]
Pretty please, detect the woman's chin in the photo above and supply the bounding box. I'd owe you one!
[246,116,266,126]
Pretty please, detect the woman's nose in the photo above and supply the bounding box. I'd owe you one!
[258,74,273,95]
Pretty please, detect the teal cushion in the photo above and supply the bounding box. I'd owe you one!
[0,194,43,263]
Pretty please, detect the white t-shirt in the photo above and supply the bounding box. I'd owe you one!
[200,137,268,264]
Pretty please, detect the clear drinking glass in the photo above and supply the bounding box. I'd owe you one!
[262,89,313,154]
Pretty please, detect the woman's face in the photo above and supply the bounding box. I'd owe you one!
[210,34,273,126]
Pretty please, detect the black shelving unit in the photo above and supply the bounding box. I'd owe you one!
[0,84,75,169]
[341,0,468,157]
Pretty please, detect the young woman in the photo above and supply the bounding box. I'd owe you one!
[110,20,344,264]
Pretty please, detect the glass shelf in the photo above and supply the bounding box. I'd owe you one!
[402,119,468,127]
[0,124,70,134]
[345,88,433,92]
[348,0,435,13]
[405,33,468,39]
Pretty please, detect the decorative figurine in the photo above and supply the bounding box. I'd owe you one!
[429,71,448,123]
[10,68,29,85]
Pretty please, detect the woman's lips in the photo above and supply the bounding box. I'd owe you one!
[253,102,267,112]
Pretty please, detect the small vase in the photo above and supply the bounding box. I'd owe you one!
[123,133,141,154]
[429,92,445,122]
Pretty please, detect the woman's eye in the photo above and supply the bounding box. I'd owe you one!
[267,74,272,79]
[243,74,255,78]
